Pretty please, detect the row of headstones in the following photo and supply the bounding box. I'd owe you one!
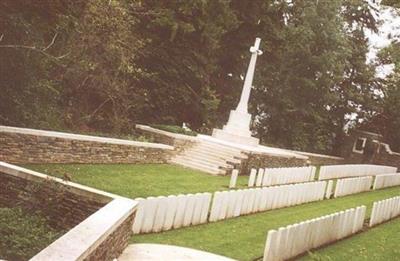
[209,181,327,222]
[132,193,211,234]
[132,180,327,234]
[133,173,400,234]
[373,173,400,190]
[244,166,316,188]
[369,195,400,227]
[318,164,398,180]
[263,206,366,261]
[333,176,373,198]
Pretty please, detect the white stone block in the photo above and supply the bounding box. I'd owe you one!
[256,169,264,187]
[163,195,178,231]
[229,169,239,188]
[191,193,204,225]
[200,193,212,224]
[248,169,257,187]
[218,191,230,220]
[132,198,145,234]
[173,195,188,229]
[141,197,158,233]
[209,192,222,222]
[263,230,278,261]
[232,190,244,217]
[153,196,168,232]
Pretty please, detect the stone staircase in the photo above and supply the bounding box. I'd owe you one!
[169,138,247,175]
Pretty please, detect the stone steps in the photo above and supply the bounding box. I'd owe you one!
[182,150,241,165]
[170,138,247,175]
[173,154,231,169]
[188,145,246,160]
[170,157,224,175]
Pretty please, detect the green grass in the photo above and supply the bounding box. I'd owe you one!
[21,164,400,260]
[23,164,248,198]
[300,218,400,261]
[131,187,400,261]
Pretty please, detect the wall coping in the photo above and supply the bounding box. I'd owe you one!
[381,142,400,156]
[30,198,137,261]
[135,124,197,141]
[0,162,120,204]
[290,150,345,160]
[0,125,174,150]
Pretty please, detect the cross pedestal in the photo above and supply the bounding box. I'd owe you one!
[212,38,262,146]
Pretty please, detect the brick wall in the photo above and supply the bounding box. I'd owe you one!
[0,126,173,164]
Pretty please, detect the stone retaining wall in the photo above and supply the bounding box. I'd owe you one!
[240,153,308,174]
[0,126,173,164]
[0,162,137,261]
[135,124,196,154]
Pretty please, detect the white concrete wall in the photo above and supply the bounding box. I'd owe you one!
[373,173,400,190]
[263,206,366,261]
[132,192,212,234]
[369,196,400,227]
[209,181,326,222]
[319,164,397,180]
[255,166,316,187]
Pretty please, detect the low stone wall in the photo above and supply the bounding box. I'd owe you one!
[239,152,308,174]
[0,125,173,164]
[135,124,196,153]
[296,152,345,166]
[373,144,400,169]
[0,162,137,261]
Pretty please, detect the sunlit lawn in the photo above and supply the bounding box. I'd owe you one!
[23,163,248,198]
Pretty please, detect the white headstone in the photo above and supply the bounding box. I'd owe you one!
[248,168,257,187]
[229,169,239,188]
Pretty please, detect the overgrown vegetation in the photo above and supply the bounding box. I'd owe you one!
[1,1,398,154]
[0,207,62,261]
[150,124,197,136]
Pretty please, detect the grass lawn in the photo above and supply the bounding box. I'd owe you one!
[131,187,400,261]
[22,164,248,198]
[300,217,400,261]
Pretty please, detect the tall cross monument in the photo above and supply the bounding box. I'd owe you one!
[212,37,262,146]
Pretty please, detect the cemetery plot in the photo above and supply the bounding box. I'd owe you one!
[263,206,366,261]
[299,213,400,261]
[318,164,397,180]
[369,196,400,227]
[373,173,400,190]
[132,186,400,261]
[248,166,316,187]
[333,176,373,198]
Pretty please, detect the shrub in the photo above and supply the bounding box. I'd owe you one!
[0,207,63,261]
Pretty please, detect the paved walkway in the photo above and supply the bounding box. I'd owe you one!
[118,244,236,261]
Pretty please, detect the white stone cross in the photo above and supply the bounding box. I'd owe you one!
[236,38,263,114]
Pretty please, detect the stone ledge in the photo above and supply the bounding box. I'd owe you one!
[31,198,137,261]
[0,125,174,150]
[0,161,119,204]
[135,124,197,141]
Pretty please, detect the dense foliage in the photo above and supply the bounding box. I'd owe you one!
[0,0,397,154]
[0,207,62,261]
